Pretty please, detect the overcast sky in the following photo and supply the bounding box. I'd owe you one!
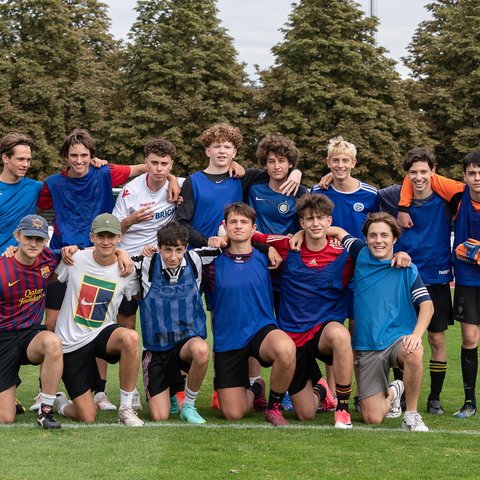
[103,0,432,79]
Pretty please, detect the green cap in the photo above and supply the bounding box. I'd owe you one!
[91,213,121,235]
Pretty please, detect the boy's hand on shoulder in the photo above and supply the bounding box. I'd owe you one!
[289,230,305,252]
[317,172,334,190]
[229,161,245,178]
[397,212,413,229]
[1,245,18,258]
[90,157,108,168]
[61,245,79,265]
[267,247,283,270]
[208,236,228,248]
[115,248,134,277]
[141,244,157,257]
[391,252,411,268]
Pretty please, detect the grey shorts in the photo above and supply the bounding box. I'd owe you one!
[355,337,404,401]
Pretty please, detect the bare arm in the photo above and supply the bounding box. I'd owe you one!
[403,300,434,354]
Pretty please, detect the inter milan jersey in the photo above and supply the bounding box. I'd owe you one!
[0,249,58,331]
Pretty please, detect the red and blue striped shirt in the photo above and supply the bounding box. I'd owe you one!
[0,248,58,331]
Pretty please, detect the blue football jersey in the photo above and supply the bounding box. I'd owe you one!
[311,181,379,239]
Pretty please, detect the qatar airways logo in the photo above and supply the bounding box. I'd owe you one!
[140,202,156,207]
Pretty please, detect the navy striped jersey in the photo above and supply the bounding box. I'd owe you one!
[0,248,58,331]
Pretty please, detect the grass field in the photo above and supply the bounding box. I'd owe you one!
[5,301,480,480]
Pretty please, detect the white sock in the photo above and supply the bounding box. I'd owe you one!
[57,404,67,416]
[183,387,199,406]
[120,389,134,407]
[249,376,260,386]
[40,393,56,408]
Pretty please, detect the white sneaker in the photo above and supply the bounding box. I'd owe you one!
[94,392,117,411]
[30,394,42,412]
[132,389,143,411]
[402,412,429,432]
[54,392,72,413]
[386,380,404,419]
[118,405,144,427]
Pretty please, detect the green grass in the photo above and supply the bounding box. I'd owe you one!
[6,299,480,480]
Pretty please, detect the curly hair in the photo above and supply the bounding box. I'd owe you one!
[201,123,243,148]
[256,133,300,168]
[156,221,189,247]
[296,193,334,219]
[145,139,176,159]
[327,136,357,161]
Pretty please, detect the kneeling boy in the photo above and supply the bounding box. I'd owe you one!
[328,213,433,431]
[135,222,221,423]
[204,203,296,426]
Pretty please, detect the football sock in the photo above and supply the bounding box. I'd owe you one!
[120,389,134,407]
[248,381,262,400]
[94,379,107,396]
[267,390,286,410]
[313,384,327,403]
[393,366,403,382]
[249,376,260,386]
[335,383,352,412]
[461,347,477,404]
[39,393,56,408]
[183,387,199,406]
[429,360,447,402]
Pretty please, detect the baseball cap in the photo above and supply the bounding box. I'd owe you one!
[17,215,49,239]
[91,213,121,235]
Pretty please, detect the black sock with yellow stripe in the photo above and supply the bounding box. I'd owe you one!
[429,360,447,402]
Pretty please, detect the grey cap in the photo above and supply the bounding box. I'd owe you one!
[17,215,49,239]
[91,213,122,235]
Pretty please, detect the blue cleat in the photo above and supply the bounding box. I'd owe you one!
[280,392,294,412]
[180,404,206,424]
[453,403,477,418]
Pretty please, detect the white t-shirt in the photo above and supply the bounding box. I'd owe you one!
[112,174,185,256]
[54,250,139,353]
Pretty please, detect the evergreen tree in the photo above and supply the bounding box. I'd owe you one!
[105,0,253,174]
[404,0,480,179]
[0,0,120,179]
[256,0,431,188]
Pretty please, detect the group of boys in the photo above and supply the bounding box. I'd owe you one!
[1,121,478,431]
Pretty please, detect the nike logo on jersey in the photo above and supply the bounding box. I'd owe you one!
[255,197,266,201]
[215,181,224,184]
[81,297,109,306]
[122,189,130,198]
[308,259,317,265]
[8,280,20,287]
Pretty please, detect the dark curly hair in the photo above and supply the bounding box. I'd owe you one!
[145,139,176,159]
[296,193,334,219]
[256,133,300,168]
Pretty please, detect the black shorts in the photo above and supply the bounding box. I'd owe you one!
[454,284,480,325]
[288,320,335,396]
[214,325,277,389]
[423,283,454,332]
[142,338,192,400]
[0,325,46,393]
[118,295,138,316]
[45,280,67,310]
[62,324,124,400]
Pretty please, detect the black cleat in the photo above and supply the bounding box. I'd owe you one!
[427,399,444,415]
[37,405,61,429]
[15,398,26,415]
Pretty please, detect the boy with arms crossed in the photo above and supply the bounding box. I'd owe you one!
[203,203,296,426]
[134,222,221,424]
[0,215,63,428]
[379,148,453,415]
[53,214,143,426]
[397,152,480,418]
[327,213,433,431]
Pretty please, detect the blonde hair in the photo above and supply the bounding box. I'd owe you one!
[327,136,357,161]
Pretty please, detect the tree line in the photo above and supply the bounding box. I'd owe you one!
[0,0,478,187]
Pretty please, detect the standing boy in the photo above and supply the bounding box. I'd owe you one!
[379,147,453,415]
